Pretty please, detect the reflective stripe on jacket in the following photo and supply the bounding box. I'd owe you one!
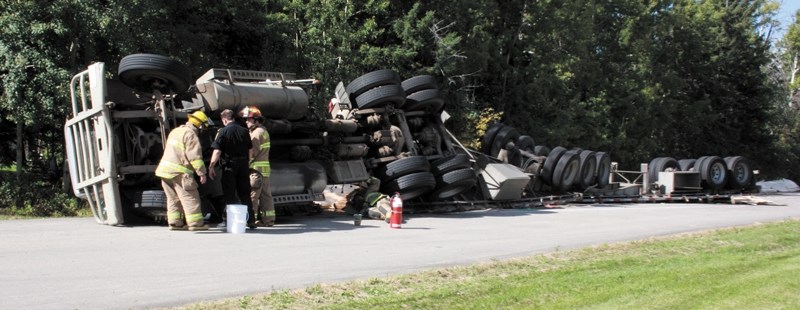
[155,124,207,179]
[365,192,387,208]
[249,125,271,177]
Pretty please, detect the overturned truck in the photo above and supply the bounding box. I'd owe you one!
[64,54,757,225]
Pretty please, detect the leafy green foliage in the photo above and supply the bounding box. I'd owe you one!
[0,170,87,217]
[775,7,800,181]
[1,0,798,214]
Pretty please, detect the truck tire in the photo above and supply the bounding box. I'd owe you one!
[533,145,551,156]
[541,146,567,185]
[724,156,753,189]
[429,168,477,200]
[118,53,191,94]
[693,156,709,171]
[678,159,696,172]
[382,171,437,200]
[401,75,438,95]
[374,156,430,183]
[595,152,611,187]
[346,69,401,98]
[648,157,679,184]
[481,123,505,155]
[475,153,490,170]
[404,89,444,112]
[430,154,471,176]
[490,126,520,157]
[516,135,536,154]
[552,150,580,192]
[354,84,406,109]
[697,156,728,190]
[578,150,598,189]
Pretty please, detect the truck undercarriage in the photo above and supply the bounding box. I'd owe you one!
[64,54,758,225]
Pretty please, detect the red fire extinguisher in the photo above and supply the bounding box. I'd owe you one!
[389,192,403,229]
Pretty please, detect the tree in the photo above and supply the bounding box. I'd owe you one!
[0,0,81,182]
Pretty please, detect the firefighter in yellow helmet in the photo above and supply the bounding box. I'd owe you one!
[155,110,213,231]
[241,106,275,227]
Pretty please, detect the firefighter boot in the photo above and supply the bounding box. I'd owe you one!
[169,224,188,231]
[188,224,209,231]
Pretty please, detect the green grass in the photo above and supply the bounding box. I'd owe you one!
[175,220,800,310]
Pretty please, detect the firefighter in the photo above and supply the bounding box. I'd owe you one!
[240,106,275,227]
[209,109,256,229]
[155,110,212,231]
[355,177,392,222]
[365,192,392,222]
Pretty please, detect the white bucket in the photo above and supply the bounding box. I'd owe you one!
[226,204,249,234]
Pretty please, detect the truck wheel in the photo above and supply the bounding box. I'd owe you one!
[374,156,430,183]
[430,154,471,176]
[578,150,598,189]
[382,171,437,200]
[724,156,752,189]
[346,69,401,98]
[698,156,728,190]
[516,135,536,154]
[693,156,708,171]
[404,89,444,112]
[508,148,524,167]
[401,75,438,95]
[595,152,611,187]
[118,53,191,94]
[541,146,567,185]
[533,145,551,156]
[648,157,679,184]
[490,126,520,157]
[678,159,696,171]
[552,150,580,192]
[429,168,477,200]
[481,123,505,155]
[354,84,406,109]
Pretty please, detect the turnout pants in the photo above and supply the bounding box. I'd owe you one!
[161,174,204,227]
[249,171,276,225]
[367,198,392,222]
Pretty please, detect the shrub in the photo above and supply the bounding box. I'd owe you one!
[0,171,89,217]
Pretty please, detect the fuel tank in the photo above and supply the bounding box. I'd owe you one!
[194,81,309,121]
[270,161,327,196]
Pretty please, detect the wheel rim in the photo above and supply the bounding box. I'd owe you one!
[735,165,746,183]
[710,162,725,184]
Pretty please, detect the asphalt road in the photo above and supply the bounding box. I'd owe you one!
[2,193,799,309]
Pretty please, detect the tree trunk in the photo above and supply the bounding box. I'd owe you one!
[15,120,24,209]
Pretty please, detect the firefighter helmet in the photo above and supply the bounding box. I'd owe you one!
[188,110,212,128]
[240,106,263,119]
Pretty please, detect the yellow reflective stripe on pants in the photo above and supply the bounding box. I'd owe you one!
[185,212,203,223]
[167,211,183,222]
[263,210,276,217]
